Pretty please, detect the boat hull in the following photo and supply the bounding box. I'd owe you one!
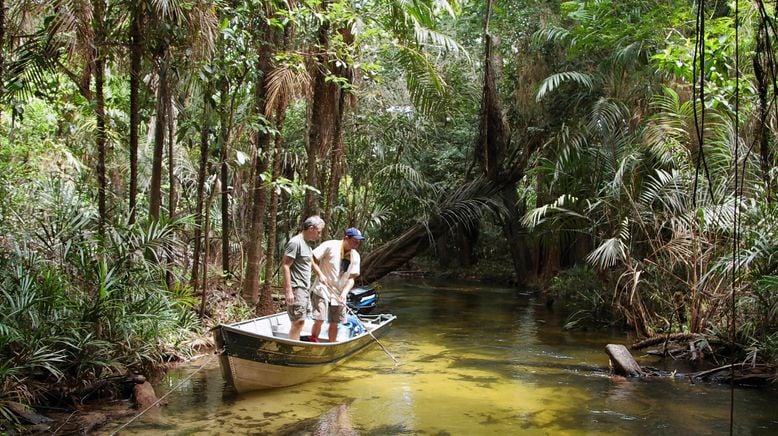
[214,312,395,393]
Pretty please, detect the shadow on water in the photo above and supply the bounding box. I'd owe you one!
[103,278,778,435]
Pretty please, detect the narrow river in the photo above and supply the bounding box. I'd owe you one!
[105,278,777,435]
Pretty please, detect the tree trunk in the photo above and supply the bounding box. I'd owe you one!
[259,106,287,315]
[128,2,142,224]
[259,21,294,315]
[498,186,532,284]
[192,87,211,290]
[242,21,275,305]
[243,168,268,298]
[149,65,168,221]
[361,220,444,284]
[166,89,177,289]
[0,0,5,120]
[323,134,343,238]
[754,28,774,202]
[304,12,338,218]
[94,0,107,234]
[361,178,504,283]
[219,76,231,277]
[199,176,218,317]
[322,29,354,234]
[167,93,177,219]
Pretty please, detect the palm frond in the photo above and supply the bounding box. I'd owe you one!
[3,26,63,104]
[587,235,628,270]
[532,25,570,46]
[536,71,594,101]
[412,25,467,58]
[375,162,426,185]
[522,194,585,228]
[150,0,185,23]
[639,169,688,216]
[587,98,628,135]
[394,45,450,116]
[612,41,645,67]
[265,62,311,116]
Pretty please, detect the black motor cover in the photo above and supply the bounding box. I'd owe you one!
[346,286,377,314]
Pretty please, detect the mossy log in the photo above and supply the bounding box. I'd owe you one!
[605,344,646,377]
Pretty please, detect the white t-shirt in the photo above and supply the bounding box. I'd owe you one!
[312,239,361,305]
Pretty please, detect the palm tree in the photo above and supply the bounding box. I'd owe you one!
[6,0,111,230]
[146,0,217,223]
[128,0,144,224]
[242,0,288,306]
[0,0,6,118]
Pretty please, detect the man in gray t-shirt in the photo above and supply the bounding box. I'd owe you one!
[283,216,325,341]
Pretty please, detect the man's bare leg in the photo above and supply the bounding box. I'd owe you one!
[288,319,304,341]
[311,320,324,341]
[328,322,339,342]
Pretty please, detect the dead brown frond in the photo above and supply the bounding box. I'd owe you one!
[265,63,311,117]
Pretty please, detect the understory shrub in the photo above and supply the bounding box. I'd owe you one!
[0,180,203,429]
[547,265,610,329]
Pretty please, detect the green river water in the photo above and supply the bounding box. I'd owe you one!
[104,278,777,435]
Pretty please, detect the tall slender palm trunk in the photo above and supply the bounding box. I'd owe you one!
[243,15,279,305]
[149,64,168,221]
[259,105,288,314]
[0,0,5,120]
[304,14,338,218]
[128,2,143,224]
[219,76,231,277]
[94,0,108,234]
[192,87,212,290]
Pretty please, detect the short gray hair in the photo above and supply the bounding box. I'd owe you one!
[303,215,324,230]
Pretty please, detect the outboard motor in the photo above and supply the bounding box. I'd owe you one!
[346,286,377,314]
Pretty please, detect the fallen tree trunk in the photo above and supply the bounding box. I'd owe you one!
[605,344,646,377]
[631,333,704,350]
[692,363,776,385]
[360,178,504,284]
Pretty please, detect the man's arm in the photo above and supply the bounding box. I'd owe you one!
[282,256,295,305]
[311,254,328,289]
[339,274,358,303]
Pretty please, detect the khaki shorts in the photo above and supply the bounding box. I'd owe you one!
[328,303,346,324]
[287,287,309,321]
[311,293,346,324]
[311,293,327,321]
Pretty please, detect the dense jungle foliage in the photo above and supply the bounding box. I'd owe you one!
[2,0,778,428]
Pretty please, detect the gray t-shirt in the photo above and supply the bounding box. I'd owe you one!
[284,233,313,290]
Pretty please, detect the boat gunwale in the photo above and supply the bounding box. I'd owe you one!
[217,313,396,348]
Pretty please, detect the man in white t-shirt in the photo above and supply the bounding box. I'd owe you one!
[310,227,365,342]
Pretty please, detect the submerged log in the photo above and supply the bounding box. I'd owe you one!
[6,401,53,425]
[605,344,646,377]
[277,402,356,435]
[133,381,160,411]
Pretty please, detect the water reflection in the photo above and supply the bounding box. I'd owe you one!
[104,279,778,435]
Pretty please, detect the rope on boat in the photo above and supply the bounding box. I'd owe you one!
[110,349,223,435]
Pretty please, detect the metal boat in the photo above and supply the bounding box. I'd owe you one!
[214,311,396,393]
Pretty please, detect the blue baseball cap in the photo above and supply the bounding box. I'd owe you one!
[345,227,365,240]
